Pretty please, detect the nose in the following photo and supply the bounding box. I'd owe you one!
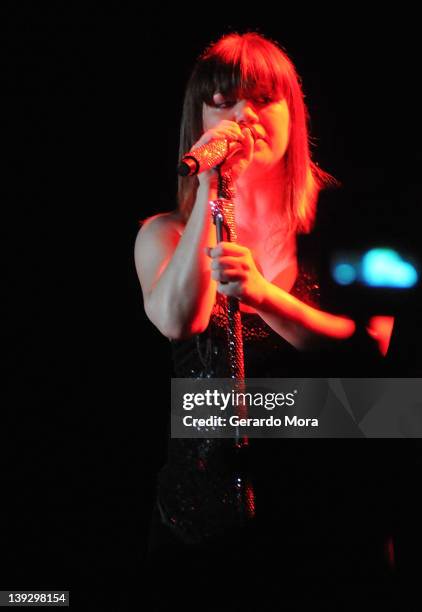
[234,99,259,124]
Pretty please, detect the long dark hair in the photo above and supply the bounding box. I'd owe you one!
[178,31,336,233]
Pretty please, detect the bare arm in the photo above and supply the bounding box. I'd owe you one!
[208,241,357,350]
[134,119,255,340]
[255,279,356,350]
[209,241,395,353]
[258,290,395,355]
[134,180,218,339]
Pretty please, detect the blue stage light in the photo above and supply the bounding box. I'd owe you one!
[333,263,357,285]
[361,248,418,288]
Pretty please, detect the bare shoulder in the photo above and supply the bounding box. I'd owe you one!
[134,210,185,262]
[134,210,185,295]
[136,210,184,244]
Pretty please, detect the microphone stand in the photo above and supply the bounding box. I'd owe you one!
[210,167,255,520]
[178,140,255,521]
[212,168,247,435]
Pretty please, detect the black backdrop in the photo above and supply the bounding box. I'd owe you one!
[2,6,421,610]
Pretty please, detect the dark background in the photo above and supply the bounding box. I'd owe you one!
[1,6,421,609]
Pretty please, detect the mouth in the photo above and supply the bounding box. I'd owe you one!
[239,123,265,143]
[251,128,266,143]
[254,136,267,147]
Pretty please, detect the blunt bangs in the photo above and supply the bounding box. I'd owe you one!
[197,35,289,104]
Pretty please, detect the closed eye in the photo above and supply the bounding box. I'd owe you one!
[210,95,275,109]
[254,96,273,105]
[213,100,236,109]
[220,97,273,108]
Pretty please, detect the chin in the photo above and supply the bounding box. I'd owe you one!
[246,154,278,177]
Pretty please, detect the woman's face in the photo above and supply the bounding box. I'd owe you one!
[202,90,290,177]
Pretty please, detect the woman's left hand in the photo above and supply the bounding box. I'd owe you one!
[206,242,268,308]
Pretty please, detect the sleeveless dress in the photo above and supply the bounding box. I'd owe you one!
[155,261,325,545]
[146,257,396,609]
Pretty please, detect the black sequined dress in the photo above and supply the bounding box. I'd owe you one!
[146,253,399,612]
[154,261,333,547]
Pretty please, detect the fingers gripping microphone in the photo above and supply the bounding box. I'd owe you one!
[178,139,234,177]
[177,124,254,177]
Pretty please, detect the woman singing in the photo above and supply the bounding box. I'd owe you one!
[135,31,395,610]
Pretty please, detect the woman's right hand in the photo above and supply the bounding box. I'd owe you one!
[192,120,255,188]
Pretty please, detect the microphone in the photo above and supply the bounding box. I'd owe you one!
[177,124,254,177]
